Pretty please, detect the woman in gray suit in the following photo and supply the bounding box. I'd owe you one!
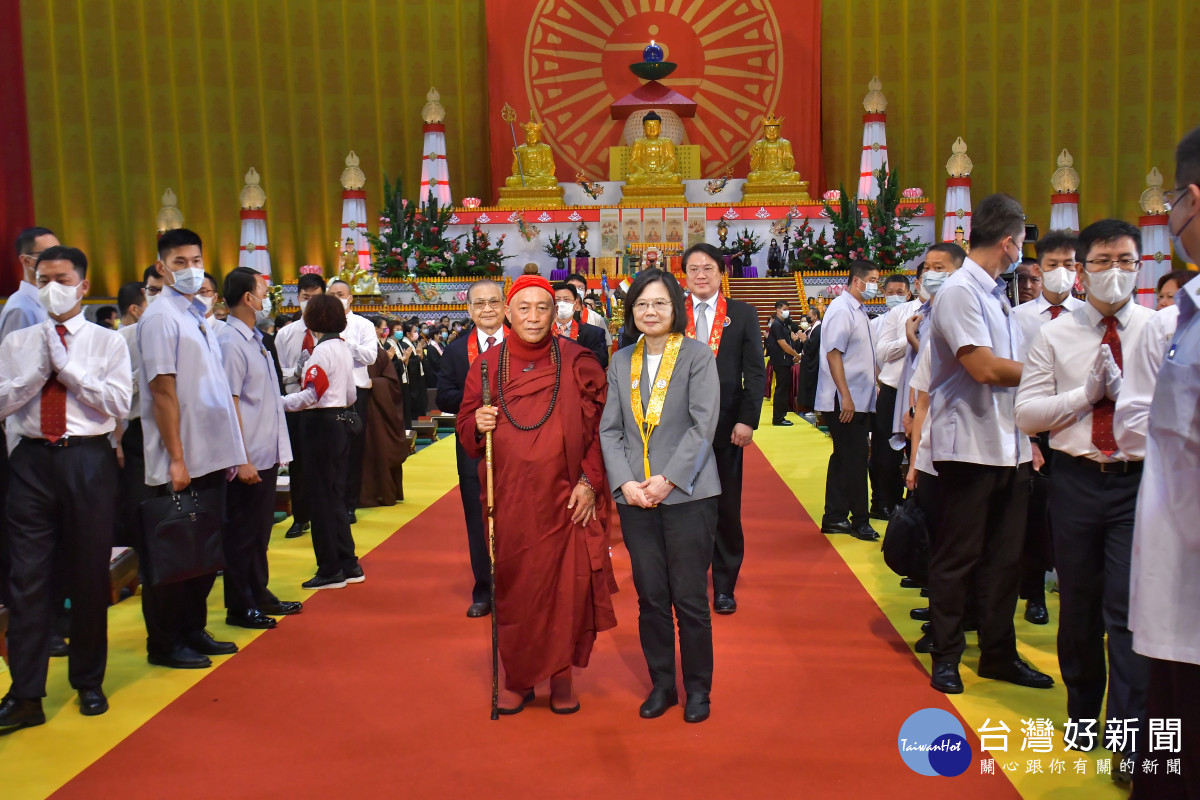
[600,268,721,723]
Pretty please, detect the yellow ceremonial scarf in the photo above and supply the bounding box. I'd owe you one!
[630,332,684,480]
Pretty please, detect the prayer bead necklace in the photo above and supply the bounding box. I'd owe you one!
[497,337,561,431]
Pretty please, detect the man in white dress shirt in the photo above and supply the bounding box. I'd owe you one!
[925,194,1052,695]
[816,259,880,542]
[1117,126,1200,798]
[870,273,917,519]
[326,279,378,521]
[0,246,132,731]
[138,228,245,670]
[1015,220,1153,786]
[114,281,152,548]
[1015,231,1086,352]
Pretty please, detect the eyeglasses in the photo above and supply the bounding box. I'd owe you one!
[685,265,718,276]
[1164,185,1193,212]
[144,286,162,296]
[633,299,673,312]
[196,287,217,297]
[470,299,503,309]
[1085,258,1141,272]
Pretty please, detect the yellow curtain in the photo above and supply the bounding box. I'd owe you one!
[21,0,489,294]
[822,0,1197,238]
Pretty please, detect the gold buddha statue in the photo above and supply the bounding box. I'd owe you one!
[741,113,811,203]
[626,112,681,186]
[506,118,558,188]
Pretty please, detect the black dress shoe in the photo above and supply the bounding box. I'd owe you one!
[466,602,491,618]
[850,522,880,541]
[49,634,69,658]
[186,630,239,656]
[284,521,309,539]
[0,695,45,731]
[344,565,366,584]
[639,685,678,718]
[921,621,931,634]
[260,600,303,616]
[930,662,963,694]
[977,657,1054,689]
[920,588,929,597]
[820,520,852,535]
[913,633,933,654]
[226,609,277,630]
[148,644,212,670]
[869,506,894,521]
[347,510,357,524]
[1024,599,1049,625]
[683,693,710,723]
[772,419,794,426]
[910,607,930,621]
[713,593,737,614]
[899,577,924,590]
[78,688,108,716]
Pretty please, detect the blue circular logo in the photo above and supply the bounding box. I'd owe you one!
[898,708,973,777]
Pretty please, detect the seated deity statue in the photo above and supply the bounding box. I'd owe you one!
[747,114,801,184]
[626,111,682,186]
[505,119,559,189]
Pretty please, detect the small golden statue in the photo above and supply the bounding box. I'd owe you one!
[626,112,681,186]
[336,236,380,296]
[497,106,565,208]
[741,113,811,204]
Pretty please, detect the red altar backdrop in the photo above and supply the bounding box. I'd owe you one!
[0,0,33,295]
[484,0,823,203]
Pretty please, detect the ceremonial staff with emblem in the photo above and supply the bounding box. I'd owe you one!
[600,268,722,723]
[682,243,765,615]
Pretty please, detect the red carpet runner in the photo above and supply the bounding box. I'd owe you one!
[53,447,1020,799]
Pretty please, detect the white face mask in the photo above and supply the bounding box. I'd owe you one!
[254,293,273,323]
[861,281,880,300]
[885,294,906,309]
[198,294,215,314]
[556,301,575,320]
[171,266,205,295]
[1041,266,1076,295]
[298,299,309,313]
[145,290,160,306]
[799,319,811,331]
[340,296,351,313]
[1085,268,1138,305]
[779,309,790,319]
[38,281,81,316]
[917,283,931,303]
[921,271,949,295]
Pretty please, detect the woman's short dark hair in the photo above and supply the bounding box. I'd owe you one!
[1158,269,1194,293]
[682,242,725,273]
[302,294,347,334]
[623,268,687,340]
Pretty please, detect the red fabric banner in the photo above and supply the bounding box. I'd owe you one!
[0,0,33,295]
[484,0,822,203]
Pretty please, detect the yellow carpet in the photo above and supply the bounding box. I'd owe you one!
[753,410,1128,798]
[3,437,461,800]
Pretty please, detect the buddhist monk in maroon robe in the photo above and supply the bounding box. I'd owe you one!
[458,274,616,715]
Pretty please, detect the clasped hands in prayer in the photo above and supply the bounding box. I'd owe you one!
[620,475,673,509]
[1082,344,1122,406]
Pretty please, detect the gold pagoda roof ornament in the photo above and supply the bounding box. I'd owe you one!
[863,76,887,114]
[156,187,184,232]
[1052,148,1081,194]
[946,137,973,178]
[239,167,266,210]
[340,151,366,190]
[1139,166,1168,214]
[422,87,446,124]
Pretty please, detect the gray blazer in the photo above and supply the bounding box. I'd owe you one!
[600,336,721,505]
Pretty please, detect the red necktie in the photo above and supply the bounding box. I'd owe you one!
[1049,305,1063,320]
[41,325,69,442]
[302,329,315,355]
[485,336,495,351]
[1092,316,1122,456]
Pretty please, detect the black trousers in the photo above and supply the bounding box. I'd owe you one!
[1135,658,1200,799]
[710,439,745,596]
[618,497,718,696]
[223,466,279,613]
[299,410,358,578]
[116,418,153,548]
[6,437,115,697]
[0,426,10,606]
[770,360,791,422]
[1049,455,1148,729]
[140,470,225,656]
[1020,469,1052,604]
[868,384,904,513]
[284,411,310,527]
[928,460,1031,666]
[821,406,871,526]
[345,389,369,512]
[457,467,490,605]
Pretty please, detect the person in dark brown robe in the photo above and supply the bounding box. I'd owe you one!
[358,342,408,507]
[458,274,616,716]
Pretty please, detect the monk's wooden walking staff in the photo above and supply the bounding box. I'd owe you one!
[480,360,500,720]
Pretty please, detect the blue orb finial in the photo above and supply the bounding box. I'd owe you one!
[643,40,664,63]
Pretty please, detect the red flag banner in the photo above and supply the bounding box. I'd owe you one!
[485,0,822,203]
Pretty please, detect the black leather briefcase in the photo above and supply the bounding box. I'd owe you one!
[138,487,224,587]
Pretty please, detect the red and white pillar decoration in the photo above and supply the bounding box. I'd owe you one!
[1049,148,1081,233]
[339,151,371,271]
[857,77,888,201]
[1137,168,1173,308]
[941,137,973,242]
[419,87,452,206]
[237,167,271,275]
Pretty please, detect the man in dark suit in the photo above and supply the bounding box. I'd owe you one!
[682,243,766,614]
[435,279,506,618]
[552,282,609,368]
[766,300,799,426]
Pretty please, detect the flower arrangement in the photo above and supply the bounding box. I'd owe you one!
[543,230,575,262]
[791,218,836,272]
[364,174,418,278]
[733,227,763,260]
[865,167,926,271]
[453,225,510,277]
[821,185,869,270]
